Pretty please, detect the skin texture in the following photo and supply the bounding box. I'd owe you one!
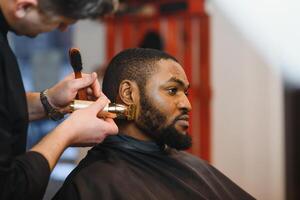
[0,0,119,170]
[27,73,102,120]
[142,59,191,133]
[118,59,192,150]
[0,0,75,37]
[28,72,118,170]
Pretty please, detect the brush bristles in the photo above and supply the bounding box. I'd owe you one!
[69,48,82,72]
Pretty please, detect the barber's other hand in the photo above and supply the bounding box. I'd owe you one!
[47,72,101,111]
[56,95,118,146]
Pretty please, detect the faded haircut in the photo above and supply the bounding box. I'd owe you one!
[102,48,178,102]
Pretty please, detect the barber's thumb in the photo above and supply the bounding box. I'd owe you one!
[88,96,109,114]
[75,73,97,89]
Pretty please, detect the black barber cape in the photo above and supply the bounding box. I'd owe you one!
[54,135,255,200]
[0,10,50,200]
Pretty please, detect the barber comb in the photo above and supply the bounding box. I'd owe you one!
[68,48,137,120]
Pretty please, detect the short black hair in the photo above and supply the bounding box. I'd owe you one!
[102,48,178,102]
[38,0,116,19]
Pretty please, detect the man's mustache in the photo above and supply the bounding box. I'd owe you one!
[174,111,190,122]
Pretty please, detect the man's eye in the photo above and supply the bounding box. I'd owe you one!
[167,88,178,95]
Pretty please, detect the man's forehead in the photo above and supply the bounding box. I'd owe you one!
[154,59,189,85]
[166,77,190,88]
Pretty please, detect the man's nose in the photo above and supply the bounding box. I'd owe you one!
[177,95,192,112]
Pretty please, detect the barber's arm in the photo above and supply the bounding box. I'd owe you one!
[0,72,117,200]
[26,72,118,170]
[26,72,100,121]
[30,95,118,170]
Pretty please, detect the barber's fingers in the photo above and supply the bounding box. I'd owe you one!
[86,88,94,101]
[62,72,101,97]
[71,73,97,91]
[62,73,76,81]
[86,96,118,134]
[88,72,101,98]
[86,95,109,115]
[103,118,119,134]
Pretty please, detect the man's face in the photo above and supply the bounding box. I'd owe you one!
[136,59,192,150]
[13,8,75,37]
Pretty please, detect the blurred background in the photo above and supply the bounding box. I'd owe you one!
[8,0,300,199]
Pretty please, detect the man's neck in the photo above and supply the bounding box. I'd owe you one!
[118,123,152,141]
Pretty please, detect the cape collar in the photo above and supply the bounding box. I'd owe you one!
[102,134,163,153]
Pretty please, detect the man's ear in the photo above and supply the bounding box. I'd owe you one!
[14,0,38,18]
[119,80,139,105]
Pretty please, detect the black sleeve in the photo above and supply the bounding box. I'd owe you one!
[0,42,50,200]
[0,152,51,200]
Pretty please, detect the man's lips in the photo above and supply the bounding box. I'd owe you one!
[175,115,190,129]
[177,114,189,121]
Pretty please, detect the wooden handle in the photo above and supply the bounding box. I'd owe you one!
[74,71,88,100]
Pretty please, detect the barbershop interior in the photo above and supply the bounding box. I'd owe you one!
[7,0,299,199]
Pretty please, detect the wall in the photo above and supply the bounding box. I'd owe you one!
[207,3,285,200]
[73,20,107,73]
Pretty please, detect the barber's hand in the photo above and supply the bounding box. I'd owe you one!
[46,72,100,111]
[56,95,118,146]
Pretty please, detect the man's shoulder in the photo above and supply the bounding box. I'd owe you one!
[64,146,126,183]
[170,150,228,177]
[171,150,209,166]
[54,148,132,199]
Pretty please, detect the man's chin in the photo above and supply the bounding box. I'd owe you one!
[157,128,192,150]
[174,125,189,135]
[174,130,188,137]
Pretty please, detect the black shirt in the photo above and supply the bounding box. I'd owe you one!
[0,10,50,200]
[53,135,255,200]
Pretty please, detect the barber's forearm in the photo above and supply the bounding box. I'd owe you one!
[29,95,118,171]
[30,125,71,171]
[26,92,47,121]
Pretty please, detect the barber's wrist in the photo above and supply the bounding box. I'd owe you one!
[55,119,82,147]
[52,122,74,147]
[44,88,58,109]
[40,89,65,121]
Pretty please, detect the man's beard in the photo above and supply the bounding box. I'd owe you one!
[136,91,192,150]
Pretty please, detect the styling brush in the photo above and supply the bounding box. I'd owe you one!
[69,48,88,100]
[67,48,137,120]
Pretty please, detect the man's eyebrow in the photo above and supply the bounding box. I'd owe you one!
[167,77,190,89]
